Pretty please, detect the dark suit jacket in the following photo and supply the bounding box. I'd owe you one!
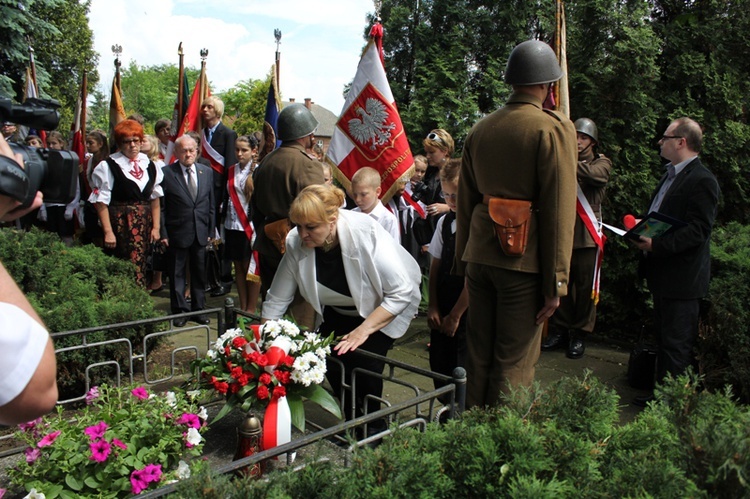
[640,157,720,299]
[160,161,215,248]
[205,123,237,183]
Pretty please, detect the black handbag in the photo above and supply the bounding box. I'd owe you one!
[627,327,658,390]
[145,242,167,273]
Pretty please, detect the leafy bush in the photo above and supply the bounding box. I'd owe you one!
[0,228,164,397]
[8,384,207,498]
[699,222,750,402]
[169,372,750,498]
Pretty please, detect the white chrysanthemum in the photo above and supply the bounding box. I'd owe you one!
[219,328,243,344]
[206,349,217,360]
[177,460,191,480]
[299,370,314,387]
[293,356,311,372]
[277,319,300,336]
[291,370,304,384]
[304,331,319,343]
[315,346,330,358]
[186,427,202,446]
[197,406,208,421]
[263,321,281,339]
[165,391,177,407]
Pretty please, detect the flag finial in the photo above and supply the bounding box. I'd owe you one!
[200,48,209,61]
[111,44,122,71]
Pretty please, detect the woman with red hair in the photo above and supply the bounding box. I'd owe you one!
[88,119,164,286]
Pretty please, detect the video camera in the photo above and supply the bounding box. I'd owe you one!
[410,180,430,203]
[0,96,78,208]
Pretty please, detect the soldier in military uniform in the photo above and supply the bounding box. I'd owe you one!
[455,40,578,408]
[543,118,611,359]
[251,104,325,328]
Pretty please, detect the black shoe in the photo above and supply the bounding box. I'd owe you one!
[566,338,585,359]
[192,314,210,325]
[632,394,655,407]
[173,317,188,327]
[210,285,229,297]
[541,330,566,351]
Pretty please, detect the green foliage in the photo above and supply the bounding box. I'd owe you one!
[221,75,270,136]
[119,63,202,133]
[0,228,163,396]
[9,384,207,498]
[167,372,750,498]
[700,222,750,402]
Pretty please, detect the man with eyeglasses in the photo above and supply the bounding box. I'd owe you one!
[455,40,578,408]
[632,117,719,406]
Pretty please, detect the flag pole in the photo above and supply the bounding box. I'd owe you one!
[26,38,39,96]
[274,29,282,88]
[81,70,88,139]
[177,43,185,121]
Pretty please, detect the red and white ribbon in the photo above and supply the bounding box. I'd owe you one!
[262,395,292,454]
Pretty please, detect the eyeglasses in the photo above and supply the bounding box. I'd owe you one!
[660,135,683,142]
[439,192,457,201]
[426,132,444,145]
[121,138,141,146]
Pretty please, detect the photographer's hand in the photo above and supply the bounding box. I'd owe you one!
[0,134,43,220]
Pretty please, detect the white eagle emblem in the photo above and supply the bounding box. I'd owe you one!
[347,98,396,150]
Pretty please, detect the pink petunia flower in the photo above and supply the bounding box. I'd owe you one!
[89,439,111,463]
[141,463,162,482]
[130,464,162,494]
[176,413,201,429]
[112,438,127,450]
[24,447,41,464]
[37,430,61,448]
[84,421,108,441]
[19,418,42,432]
[130,473,149,495]
[85,386,100,405]
[131,386,149,400]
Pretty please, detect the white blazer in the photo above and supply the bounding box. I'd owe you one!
[262,209,421,339]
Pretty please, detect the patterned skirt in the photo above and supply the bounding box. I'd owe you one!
[109,202,153,287]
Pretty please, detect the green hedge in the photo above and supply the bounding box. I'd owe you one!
[0,228,164,397]
[173,371,749,498]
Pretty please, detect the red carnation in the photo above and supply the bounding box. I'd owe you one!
[259,373,272,385]
[255,354,268,367]
[230,383,241,394]
[224,346,231,356]
[232,336,248,349]
[283,355,295,366]
[272,385,287,400]
[213,380,229,394]
[275,370,291,384]
[257,385,270,400]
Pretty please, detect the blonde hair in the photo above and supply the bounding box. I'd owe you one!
[201,96,225,118]
[289,184,345,226]
[351,167,381,189]
[422,129,454,156]
[413,154,428,168]
[143,135,160,161]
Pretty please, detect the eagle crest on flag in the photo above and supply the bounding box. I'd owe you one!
[348,97,396,151]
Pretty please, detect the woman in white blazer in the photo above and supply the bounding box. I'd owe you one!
[262,184,421,433]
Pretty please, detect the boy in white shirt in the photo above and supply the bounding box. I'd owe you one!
[350,167,400,243]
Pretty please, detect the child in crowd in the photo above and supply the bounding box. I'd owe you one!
[224,135,261,313]
[350,167,400,243]
[24,134,43,148]
[80,130,109,246]
[321,162,333,186]
[427,158,467,400]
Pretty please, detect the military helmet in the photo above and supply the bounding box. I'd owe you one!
[504,40,563,85]
[574,118,598,143]
[277,104,318,141]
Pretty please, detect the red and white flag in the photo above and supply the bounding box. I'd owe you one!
[325,23,414,203]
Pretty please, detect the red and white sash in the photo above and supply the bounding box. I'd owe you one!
[227,164,260,282]
[202,138,225,175]
[401,190,426,219]
[575,185,606,304]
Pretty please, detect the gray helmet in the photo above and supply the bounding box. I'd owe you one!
[574,118,598,143]
[277,104,318,141]
[504,40,563,85]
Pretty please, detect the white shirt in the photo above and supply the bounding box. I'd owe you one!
[262,210,421,339]
[224,163,254,231]
[88,151,164,205]
[353,201,400,243]
[428,213,456,259]
[0,303,48,406]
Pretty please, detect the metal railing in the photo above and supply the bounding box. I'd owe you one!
[2,300,467,494]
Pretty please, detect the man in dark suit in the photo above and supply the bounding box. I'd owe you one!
[201,96,237,296]
[633,117,720,405]
[160,135,215,327]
